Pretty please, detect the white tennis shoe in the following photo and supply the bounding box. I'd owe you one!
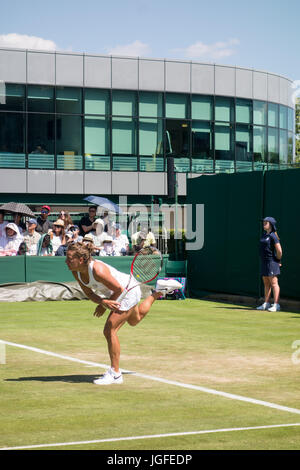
[154,279,183,294]
[256,302,271,311]
[267,303,281,312]
[93,368,123,385]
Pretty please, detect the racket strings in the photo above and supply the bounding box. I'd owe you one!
[133,255,162,283]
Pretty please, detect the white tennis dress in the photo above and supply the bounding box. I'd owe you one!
[77,259,141,312]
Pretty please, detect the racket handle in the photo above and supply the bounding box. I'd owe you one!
[116,289,128,303]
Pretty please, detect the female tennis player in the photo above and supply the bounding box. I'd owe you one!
[257,216,282,312]
[66,242,182,385]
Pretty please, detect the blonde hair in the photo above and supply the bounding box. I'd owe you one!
[67,241,94,264]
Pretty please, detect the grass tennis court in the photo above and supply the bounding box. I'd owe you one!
[0,298,300,450]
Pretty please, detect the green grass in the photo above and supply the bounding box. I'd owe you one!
[0,298,300,450]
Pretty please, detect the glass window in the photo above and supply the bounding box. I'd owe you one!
[236,125,252,161]
[279,130,288,164]
[253,126,267,162]
[268,103,278,127]
[191,95,213,120]
[165,93,189,119]
[215,97,234,122]
[28,85,54,113]
[139,118,163,156]
[268,128,279,163]
[236,99,252,124]
[288,132,294,163]
[139,92,163,117]
[192,121,212,158]
[112,90,137,116]
[215,122,233,160]
[56,115,82,156]
[28,114,55,155]
[253,101,267,126]
[0,112,25,154]
[279,105,288,129]
[56,87,82,114]
[84,89,110,115]
[288,107,294,132]
[0,83,25,111]
[84,116,110,156]
[165,120,190,156]
[112,117,137,154]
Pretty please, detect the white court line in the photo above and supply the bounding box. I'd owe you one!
[1,423,300,450]
[2,340,300,417]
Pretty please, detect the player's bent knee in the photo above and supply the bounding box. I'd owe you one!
[127,317,140,327]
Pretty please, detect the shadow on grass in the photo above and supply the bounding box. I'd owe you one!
[6,371,134,384]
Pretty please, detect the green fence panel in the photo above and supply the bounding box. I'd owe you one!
[186,169,300,300]
[187,172,263,299]
[263,169,300,299]
[25,256,74,283]
[0,256,26,284]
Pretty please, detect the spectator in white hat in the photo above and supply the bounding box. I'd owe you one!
[49,219,66,254]
[112,223,129,256]
[99,234,115,256]
[0,223,23,256]
[93,218,108,250]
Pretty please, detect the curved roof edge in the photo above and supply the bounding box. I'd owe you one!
[0,46,294,83]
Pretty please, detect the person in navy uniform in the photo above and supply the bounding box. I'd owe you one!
[257,217,282,312]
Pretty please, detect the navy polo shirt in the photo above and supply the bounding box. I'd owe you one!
[259,231,279,261]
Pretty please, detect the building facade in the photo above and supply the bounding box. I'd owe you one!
[0,48,296,204]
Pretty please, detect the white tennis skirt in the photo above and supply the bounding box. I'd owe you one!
[119,285,142,311]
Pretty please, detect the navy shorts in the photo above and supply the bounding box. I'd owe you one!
[260,259,280,277]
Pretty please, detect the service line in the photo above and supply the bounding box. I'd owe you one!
[1,423,300,450]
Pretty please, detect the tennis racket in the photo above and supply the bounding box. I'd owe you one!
[116,246,163,303]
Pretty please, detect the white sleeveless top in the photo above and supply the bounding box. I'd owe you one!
[77,259,141,311]
[78,259,129,294]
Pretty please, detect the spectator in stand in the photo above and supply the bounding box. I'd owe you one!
[0,210,8,238]
[59,210,73,231]
[23,218,41,256]
[0,223,23,256]
[82,233,99,256]
[99,234,115,256]
[79,206,97,237]
[55,231,74,256]
[101,210,114,235]
[36,205,53,234]
[37,233,53,256]
[132,226,156,252]
[13,213,26,233]
[131,230,146,253]
[69,224,82,242]
[92,218,108,251]
[112,223,129,256]
[17,242,28,256]
[49,219,66,254]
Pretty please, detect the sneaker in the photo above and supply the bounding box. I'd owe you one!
[267,303,281,312]
[256,302,271,311]
[93,368,123,385]
[154,279,183,294]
